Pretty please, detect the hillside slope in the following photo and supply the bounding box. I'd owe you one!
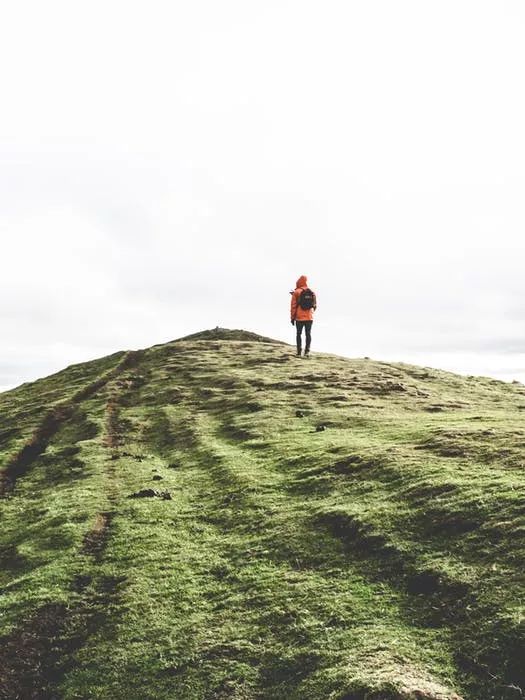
[1,330,524,700]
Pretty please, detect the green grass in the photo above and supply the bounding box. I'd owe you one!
[1,330,524,699]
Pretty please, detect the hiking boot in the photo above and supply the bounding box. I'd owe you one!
[304,350,311,359]
[296,350,302,357]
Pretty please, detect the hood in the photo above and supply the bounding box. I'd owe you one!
[296,275,308,288]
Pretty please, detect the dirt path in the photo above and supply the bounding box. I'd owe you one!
[0,362,142,698]
[0,350,142,496]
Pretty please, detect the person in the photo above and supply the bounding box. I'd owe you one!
[290,275,317,357]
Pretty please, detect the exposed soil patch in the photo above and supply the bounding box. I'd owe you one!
[82,512,113,558]
[71,349,143,403]
[127,488,172,500]
[0,404,74,495]
[104,392,130,454]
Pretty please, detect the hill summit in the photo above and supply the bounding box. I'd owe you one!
[176,327,286,344]
[0,331,524,699]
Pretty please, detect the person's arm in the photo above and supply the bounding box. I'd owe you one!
[313,291,317,311]
[291,290,298,321]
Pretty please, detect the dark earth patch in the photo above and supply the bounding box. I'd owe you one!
[127,488,172,500]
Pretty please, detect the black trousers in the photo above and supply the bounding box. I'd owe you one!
[296,321,313,353]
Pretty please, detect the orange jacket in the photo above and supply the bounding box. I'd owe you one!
[291,275,317,321]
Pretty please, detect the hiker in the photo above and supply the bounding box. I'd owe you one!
[290,275,317,357]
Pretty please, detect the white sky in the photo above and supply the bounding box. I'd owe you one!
[1,1,524,391]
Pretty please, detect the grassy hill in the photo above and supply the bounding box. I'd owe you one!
[1,329,524,700]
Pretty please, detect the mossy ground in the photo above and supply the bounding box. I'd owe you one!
[1,331,524,699]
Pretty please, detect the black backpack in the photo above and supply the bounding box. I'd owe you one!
[298,288,315,310]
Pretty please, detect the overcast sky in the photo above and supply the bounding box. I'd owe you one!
[1,1,524,392]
